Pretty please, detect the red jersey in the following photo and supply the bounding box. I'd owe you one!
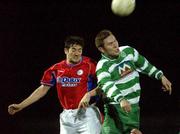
[41,56,97,109]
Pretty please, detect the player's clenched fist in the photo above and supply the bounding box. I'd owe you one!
[130,128,142,134]
[8,104,22,115]
[120,99,131,113]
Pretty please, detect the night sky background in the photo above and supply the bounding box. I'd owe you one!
[1,0,180,134]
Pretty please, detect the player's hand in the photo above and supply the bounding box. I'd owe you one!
[8,104,22,115]
[78,92,91,109]
[120,99,131,113]
[161,75,172,95]
[130,128,142,134]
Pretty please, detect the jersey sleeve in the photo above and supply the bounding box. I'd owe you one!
[40,66,56,87]
[132,47,163,80]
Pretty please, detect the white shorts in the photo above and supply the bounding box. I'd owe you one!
[59,106,102,134]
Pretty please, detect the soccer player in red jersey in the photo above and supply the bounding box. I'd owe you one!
[8,36,102,134]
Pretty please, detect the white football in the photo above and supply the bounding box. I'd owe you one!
[111,0,136,16]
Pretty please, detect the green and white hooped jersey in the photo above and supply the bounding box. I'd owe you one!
[96,46,163,105]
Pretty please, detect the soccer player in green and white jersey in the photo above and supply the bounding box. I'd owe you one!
[94,29,172,134]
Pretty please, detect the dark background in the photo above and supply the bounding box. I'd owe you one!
[1,0,180,134]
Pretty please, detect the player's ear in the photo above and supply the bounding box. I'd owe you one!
[98,47,105,53]
[64,48,69,54]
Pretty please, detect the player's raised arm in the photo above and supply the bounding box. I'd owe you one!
[8,85,50,115]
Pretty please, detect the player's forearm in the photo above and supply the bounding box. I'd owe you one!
[88,87,101,97]
[18,85,50,109]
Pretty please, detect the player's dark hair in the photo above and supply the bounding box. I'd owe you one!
[95,29,112,48]
[64,36,85,49]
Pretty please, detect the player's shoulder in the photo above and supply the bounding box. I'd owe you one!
[82,56,97,65]
[48,60,66,70]
[120,45,136,54]
[96,58,109,71]
[119,45,132,51]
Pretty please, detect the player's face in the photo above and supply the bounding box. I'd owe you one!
[100,34,120,59]
[65,44,83,64]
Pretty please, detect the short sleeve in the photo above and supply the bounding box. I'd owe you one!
[41,67,56,87]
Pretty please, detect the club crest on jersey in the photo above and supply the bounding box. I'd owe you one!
[57,77,81,87]
[77,69,83,75]
[118,63,132,77]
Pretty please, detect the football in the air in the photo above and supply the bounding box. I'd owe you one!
[111,0,136,16]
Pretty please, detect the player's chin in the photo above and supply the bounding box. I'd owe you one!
[112,51,119,56]
[72,59,81,64]
[111,53,119,58]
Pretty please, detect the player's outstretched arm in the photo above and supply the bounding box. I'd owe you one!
[161,75,172,95]
[8,85,51,115]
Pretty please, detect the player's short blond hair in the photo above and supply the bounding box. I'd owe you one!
[95,29,112,48]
